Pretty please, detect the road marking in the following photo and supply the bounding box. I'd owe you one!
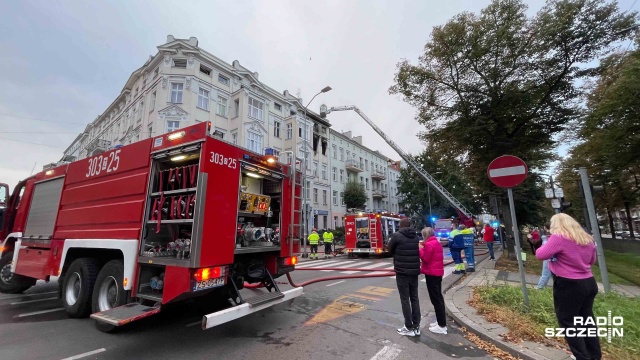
[10,296,58,305]
[186,320,201,327]
[14,307,65,318]
[0,291,57,300]
[370,344,402,360]
[326,280,346,287]
[60,348,107,360]
[319,260,356,271]
[341,263,388,274]
[296,260,344,268]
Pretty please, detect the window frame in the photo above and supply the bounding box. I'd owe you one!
[246,131,263,153]
[197,88,210,111]
[216,96,228,117]
[218,74,230,85]
[170,82,184,103]
[248,97,264,121]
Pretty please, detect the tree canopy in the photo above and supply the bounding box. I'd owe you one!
[343,180,367,210]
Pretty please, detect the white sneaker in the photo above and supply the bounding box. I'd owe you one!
[430,321,438,328]
[429,325,448,335]
[397,326,416,337]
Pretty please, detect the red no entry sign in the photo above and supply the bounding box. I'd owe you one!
[487,155,528,188]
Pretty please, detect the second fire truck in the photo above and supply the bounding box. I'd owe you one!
[344,212,404,257]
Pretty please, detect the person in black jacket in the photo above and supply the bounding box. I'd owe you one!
[389,218,421,336]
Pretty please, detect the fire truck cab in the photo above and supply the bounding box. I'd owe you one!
[0,122,303,332]
[344,212,403,257]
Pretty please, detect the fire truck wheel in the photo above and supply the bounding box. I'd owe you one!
[62,258,100,318]
[0,251,37,294]
[92,260,127,333]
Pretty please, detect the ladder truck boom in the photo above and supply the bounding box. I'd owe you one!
[320,105,473,219]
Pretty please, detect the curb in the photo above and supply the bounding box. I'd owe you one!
[443,253,571,360]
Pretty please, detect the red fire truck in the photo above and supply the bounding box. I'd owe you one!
[344,212,404,257]
[0,122,303,332]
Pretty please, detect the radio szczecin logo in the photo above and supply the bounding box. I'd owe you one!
[545,311,623,343]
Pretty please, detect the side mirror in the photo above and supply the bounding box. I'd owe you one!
[0,183,8,207]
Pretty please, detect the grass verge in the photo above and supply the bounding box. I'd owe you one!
[471,285,640,360]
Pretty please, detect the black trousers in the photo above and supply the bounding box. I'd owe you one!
[425,275,446,327]
[396,274,421,329]
[553,275,601,360]
[324,242,332,255]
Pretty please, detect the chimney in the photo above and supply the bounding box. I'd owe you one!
[352,135,362,145]
[342,131,352,138]
[166,35,175,43]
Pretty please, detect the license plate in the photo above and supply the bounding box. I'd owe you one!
[193,277,225,291]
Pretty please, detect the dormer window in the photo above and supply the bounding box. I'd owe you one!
[199,64,211,76]
[173,59,187,68]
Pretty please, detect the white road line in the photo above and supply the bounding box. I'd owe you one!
[326,280,346,287]
[60,348,107,360]
[0,291,57,300]
[383,266,395,270]
[320,260,357,272]
[14,307,65,318]
[10,297,58,305]
[370,344,402,360]
[341,263,389,274]
[296,260,344,268]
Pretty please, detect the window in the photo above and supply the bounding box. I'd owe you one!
[333,191,338,206]
[332,145,337,159]
[322,164,327,180]
[366,178,369,190]
[313,188,318,203]
[286,123,292,139]
[217,96,227,116]
[199,64,211,76]
[167,120,180,133]
[323,190,327,205]
[150,91,156,111]
[340,192,345,205]
[340,169,344,183]
[173,59,187,68]
[365,159,369,170]
[148,125,152,138]
[313,162,318,178]
[273,119,281,138]
[332,167,337,182]
[234,99,240,117]
[213,130,224,139]
[198,88,210,110]
[274,102,282,111]
[248,97,264,120]
[339,147,344,161]
[218,74,229,85]
[232,133,237,145]
[298,126,302,138]
[346,150,350,159]
[246,132,263,153]
[171,83,183,103]
[306,181,311,199]
[360,176,364,184]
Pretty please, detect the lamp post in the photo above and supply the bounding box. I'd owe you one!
[300,86,332,258]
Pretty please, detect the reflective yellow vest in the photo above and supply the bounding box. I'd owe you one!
[323,232,334,243]
[308,232,320,245]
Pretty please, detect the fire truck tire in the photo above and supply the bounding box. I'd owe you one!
[62,258,99,318]
[0,251,37,294]
[92,260,127,333]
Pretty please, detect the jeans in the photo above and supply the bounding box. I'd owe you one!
[425,275,446,327]
[396,274,421,330]
[553,275,601,360]
[537,260,551,289]
[487,242,495,259]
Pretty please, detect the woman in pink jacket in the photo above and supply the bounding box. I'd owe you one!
[420,227,447,335]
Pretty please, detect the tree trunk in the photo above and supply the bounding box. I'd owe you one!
[607,208,616,239]
[624,201,635,239]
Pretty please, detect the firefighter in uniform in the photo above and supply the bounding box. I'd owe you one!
[323,229,334,259]
[308,229,320,260]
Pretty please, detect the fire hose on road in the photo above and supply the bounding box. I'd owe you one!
[243,250,489,289]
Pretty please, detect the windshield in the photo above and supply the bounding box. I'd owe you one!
[434,220,451,229]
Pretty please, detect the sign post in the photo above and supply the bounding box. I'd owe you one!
[487,155,530,307]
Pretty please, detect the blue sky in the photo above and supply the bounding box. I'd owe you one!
[0,0,637,189]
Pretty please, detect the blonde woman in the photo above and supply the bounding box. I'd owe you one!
[536,213,600,360]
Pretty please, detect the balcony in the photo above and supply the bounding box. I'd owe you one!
[345,159,364,173]
[86,138,111,156]
[371,169,386,180]
[371,189,388,199]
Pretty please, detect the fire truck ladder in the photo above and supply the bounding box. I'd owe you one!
[320,105,473,219]
[369,217,378,248]
[289,163,304,255]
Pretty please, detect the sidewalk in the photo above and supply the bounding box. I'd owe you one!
[444,251,640,360]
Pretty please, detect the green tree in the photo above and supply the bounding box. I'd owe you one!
[343,180,367,210]
[389,0,635,226]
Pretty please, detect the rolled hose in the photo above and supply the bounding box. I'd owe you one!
[243,250,489,289]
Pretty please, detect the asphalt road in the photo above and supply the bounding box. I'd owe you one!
[0,249,491,360]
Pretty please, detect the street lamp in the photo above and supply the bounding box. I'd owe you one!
[300,86,332,257]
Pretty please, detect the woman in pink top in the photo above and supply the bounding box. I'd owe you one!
[536,213,600,360]
[419,227,447,335]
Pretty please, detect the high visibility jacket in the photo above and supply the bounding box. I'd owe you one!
[308,232,320,245]
[323,232,334,243]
